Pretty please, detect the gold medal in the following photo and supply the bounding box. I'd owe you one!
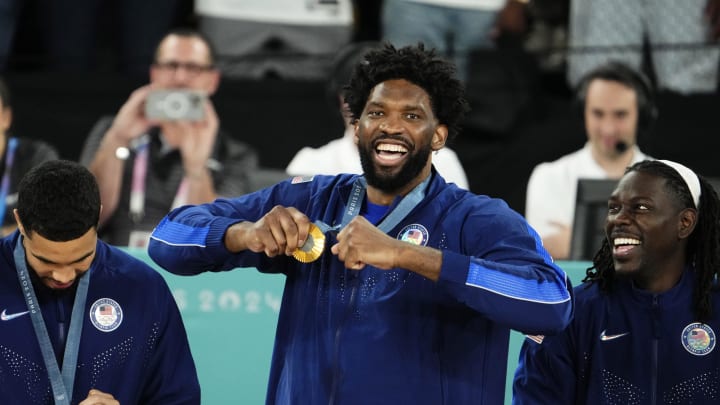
[292,223,325,263]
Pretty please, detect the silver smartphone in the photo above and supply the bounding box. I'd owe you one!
[145,89,206,121]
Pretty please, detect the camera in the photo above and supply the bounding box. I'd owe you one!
[145,89,206,121]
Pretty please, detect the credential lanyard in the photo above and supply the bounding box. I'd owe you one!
[129,139,189,222]
[0,137,19,223]
[14,237,92,405]
[330,174,431,234]
[325,174,430,405]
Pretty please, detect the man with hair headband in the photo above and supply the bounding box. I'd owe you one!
[514,159,720,404]
[149,43,572,404]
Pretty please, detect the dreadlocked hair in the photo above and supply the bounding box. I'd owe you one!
[344,42,470,143]
[583,160,720,322]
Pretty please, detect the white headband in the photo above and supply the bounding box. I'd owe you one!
[658,159,701,208]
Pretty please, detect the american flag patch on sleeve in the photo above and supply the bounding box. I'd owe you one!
[525,334,545,344]
[291,175,314,184]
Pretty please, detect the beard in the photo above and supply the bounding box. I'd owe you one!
[358,136,432,193]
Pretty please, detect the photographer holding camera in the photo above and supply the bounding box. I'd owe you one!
[79,28,258,247]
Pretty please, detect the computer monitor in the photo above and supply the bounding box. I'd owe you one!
[569,179,619,261]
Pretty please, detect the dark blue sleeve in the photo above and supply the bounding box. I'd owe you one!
[437,201,574,335]
[512,325,578,404]
[148,178,317,275]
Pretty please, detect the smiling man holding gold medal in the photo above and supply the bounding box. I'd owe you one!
[148,43,573,405]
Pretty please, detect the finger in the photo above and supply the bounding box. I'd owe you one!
[118,86,151,116]
[336,217,361,240]
[344,244,365,270]
[165,119,193,132]
[263,206,298,255]
[78,389,118,405]
[342,249,365,270]
[347,260,365,270]
[129,85,152,102]
[248,226,279,255]
[126,87,153,115]
[87,389,115,398]
[280,210,312,255]
[265,216,291,256]
[287,207,311,249]
[160,120,181,134]
[331,234,365,270]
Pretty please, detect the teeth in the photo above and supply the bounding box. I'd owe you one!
[614,237,641,246]
[376,143,407,153]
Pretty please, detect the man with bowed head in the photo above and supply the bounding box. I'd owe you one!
[149,43,572,404]
[514,159,720,404]
[0,160,199,404]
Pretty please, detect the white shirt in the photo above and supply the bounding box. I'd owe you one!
[525,143,650,238]
[286,128,470,189]
[195,0,353,25]
[404,0,506,11]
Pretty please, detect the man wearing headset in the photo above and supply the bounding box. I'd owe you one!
[525,61,655,260]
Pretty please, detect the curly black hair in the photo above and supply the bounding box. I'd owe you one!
[344,43,469,143]
[584,160,720,321]
[17,160,101,242]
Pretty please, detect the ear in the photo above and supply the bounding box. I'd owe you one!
[353,121,360,145]
[678,208,697,239]
[0,107,12,133]
[13,209,25,237]
[431,124,448,151]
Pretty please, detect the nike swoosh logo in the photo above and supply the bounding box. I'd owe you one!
[1,309,30,321]
[599,329,629,341]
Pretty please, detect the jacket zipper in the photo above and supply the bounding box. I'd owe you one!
[651,295,659,405]
[57,292,66,367]
[329,271,360,405]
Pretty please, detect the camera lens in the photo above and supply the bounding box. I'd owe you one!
[161,92,190,119]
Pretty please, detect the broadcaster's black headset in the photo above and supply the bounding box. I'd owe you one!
[575,61,658,141]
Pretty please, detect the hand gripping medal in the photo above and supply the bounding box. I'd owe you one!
[292,223,326,263]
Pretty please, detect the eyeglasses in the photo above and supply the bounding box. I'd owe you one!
[153,61,215,76]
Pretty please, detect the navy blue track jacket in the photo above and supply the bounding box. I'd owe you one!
[150,171,572,405]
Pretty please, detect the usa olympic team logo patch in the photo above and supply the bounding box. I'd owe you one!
[397,224,429,246]
[291,175,314,184]
[681,322,716,356]
[89,298,123,332]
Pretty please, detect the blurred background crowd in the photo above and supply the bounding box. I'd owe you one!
[0,0,718,246]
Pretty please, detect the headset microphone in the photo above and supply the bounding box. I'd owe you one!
[615,141,628,154]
